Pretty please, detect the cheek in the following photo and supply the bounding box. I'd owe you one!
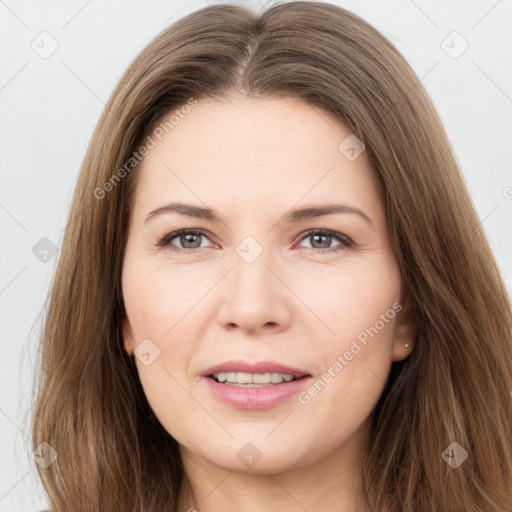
[122,254,206,343]
[294,257,400,417]
[293,254,401,343]
[121,256,209,420]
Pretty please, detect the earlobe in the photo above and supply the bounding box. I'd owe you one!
[122,316,134,356]
[392,293,417,361]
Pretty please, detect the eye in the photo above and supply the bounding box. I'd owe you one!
[296,229,353,254]
[156,228,353,254]
[157,229,214,253]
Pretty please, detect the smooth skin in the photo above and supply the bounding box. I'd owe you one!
[121,95,416,512]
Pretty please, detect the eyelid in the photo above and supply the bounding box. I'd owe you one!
[157,228,217,251]
[157,227,354,253]
[295,228,353,249]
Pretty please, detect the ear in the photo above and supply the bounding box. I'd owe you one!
[392,291,417,362]
[122,315,135,356]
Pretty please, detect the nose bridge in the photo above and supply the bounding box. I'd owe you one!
[230,236,276,300]
[218,235,290,332]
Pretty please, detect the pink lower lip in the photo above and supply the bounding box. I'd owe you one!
[203,376,312,410]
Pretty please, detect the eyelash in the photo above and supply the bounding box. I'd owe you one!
[156,228,353,255]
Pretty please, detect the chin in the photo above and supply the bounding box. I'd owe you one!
[183,436,311,475]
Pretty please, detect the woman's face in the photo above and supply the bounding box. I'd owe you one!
[121,95,414,474]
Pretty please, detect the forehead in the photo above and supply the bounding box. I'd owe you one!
[131,95,381,225]
[143,95,360,167]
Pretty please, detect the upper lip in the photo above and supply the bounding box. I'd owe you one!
[202,360,311,378]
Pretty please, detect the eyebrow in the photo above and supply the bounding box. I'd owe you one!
[144,202,375,228]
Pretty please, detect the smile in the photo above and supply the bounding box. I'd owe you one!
[210,372,300,386]
[203,373,312,409]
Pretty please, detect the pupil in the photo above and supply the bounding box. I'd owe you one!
[312,234,330,248]
[182,233,201,249]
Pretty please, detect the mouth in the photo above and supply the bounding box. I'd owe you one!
[201,360,311,388]
[202,366,313,410]
[207,372,310,387]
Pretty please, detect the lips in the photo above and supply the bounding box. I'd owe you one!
[201,361,313,410]
[201,360,311,379]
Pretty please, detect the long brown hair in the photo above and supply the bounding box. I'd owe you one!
[31,2,512,510]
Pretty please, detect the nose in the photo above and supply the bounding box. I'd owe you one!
[217,246,292,335]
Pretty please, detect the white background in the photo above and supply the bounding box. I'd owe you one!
[1,0,511,510]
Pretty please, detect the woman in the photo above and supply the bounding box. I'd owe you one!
[31,2,512,511]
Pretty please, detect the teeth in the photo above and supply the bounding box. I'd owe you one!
[214,372,296,386]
